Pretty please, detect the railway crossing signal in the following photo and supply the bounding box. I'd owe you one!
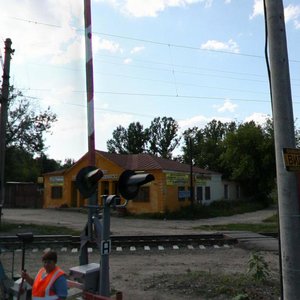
[118,170,155,200]
[75,166,103,198]
[75,167,154,297]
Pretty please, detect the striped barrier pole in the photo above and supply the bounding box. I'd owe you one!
[80,0,96,266]
[84,0,95,166]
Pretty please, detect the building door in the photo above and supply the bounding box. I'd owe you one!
[196,186,203,204]
[71,181,77,207]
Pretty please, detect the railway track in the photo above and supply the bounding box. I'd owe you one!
[0,234,238,252]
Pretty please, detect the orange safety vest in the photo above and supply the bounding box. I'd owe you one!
[32,266,65,300]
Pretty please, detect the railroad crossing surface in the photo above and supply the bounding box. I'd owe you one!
[2,207,278,251]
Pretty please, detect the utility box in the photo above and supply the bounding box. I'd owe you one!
[11,278,32,300]
[69,263,100,292]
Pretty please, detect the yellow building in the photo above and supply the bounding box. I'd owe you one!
[43,150,235,214]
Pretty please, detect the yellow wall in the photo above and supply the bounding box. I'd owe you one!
[43,153,193,214]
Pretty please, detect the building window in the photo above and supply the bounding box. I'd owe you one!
[197,186,203,203]
[224,184,228,199]
[205,186,211,200]
[178,186,186,201]
[51,186,62,199]
[236,185,240,199]
[101,181,109,195]
[133,186,150,202]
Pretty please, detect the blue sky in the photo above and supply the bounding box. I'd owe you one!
[0,0,300,161]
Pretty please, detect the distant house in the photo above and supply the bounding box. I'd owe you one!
[43,151,242,214]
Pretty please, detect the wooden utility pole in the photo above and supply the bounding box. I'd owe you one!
[265,1,300,298]
[0,38,13,213]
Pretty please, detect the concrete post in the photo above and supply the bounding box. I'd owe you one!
[265,1,300,298]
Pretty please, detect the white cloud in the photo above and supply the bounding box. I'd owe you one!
[93,37,123,53]
[249,0,263,20]
[51,36,85,65]
[200,39,240,53]
[0,0,83,64]
[95,0,213,18]
[284,4,300,28]
[213,99,237,113]
[249,1,300,30]
[244,112,270,125]
[178,115,211,129]
[130,46,145,54]
[123,58,132,64]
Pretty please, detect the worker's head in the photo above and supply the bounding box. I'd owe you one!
[42,251,57,273]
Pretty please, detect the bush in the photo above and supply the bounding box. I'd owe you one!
[125,200,267,220]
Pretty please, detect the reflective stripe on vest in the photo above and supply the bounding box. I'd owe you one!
[32,266,64,300]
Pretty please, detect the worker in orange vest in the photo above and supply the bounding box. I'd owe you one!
[21,250,68,300]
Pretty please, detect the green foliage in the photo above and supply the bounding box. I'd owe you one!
[3,88,58,182]
[127,200,266,220]
[220,120,276,201]
[7,89,57,155]
[147,116,180,159]
[0,222,80,235]
[247,252,270,282]
[147,270,279,299]
[108,117,278,202]
[182,120,236,173]
[232,294,249,300]
[107,122,148,154]
[107,117,180,158]
[193,222,277,233]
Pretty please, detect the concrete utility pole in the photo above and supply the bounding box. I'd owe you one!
[265,1,300,298]
[0,38,13,212]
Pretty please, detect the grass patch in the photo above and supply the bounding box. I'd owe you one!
[192,222,278,233]
[127,200,268,220]
[145,270,280,299]
[0,222,80,236]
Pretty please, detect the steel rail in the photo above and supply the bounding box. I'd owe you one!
[0,233,239,250]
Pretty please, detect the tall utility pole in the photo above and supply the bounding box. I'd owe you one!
[265,1,300,298]
[0,38,13,211]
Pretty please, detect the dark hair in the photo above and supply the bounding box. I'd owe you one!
[42,251,57,263]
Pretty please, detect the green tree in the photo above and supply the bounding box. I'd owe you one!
[182,120,236,173]
[220,120,275,201]
[147,116,180,159]
[107,122,147,154]
[5,147,40,182]
[4,88,57,181]
[6,89,57,155]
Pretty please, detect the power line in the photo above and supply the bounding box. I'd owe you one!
[7,15,300,64]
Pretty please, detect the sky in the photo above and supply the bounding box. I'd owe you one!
[0,0,300,162]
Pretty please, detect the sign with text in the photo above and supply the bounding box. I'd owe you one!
[101,240,111,255]
[283,148,300,171]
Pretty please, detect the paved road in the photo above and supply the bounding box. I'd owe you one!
[1,207,277,236]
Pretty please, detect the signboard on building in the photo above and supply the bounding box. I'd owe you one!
[282,148,300,171]
[49,176,64,186]
[166,172,189,186]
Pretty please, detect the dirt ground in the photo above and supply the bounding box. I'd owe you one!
[1,242,280,299]
[1,208,280,299]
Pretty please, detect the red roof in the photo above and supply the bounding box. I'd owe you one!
[97,151,218,175]
[43,151,220,176]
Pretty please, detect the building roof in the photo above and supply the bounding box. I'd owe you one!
[97,151,218,175]
[43,151,220,176]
